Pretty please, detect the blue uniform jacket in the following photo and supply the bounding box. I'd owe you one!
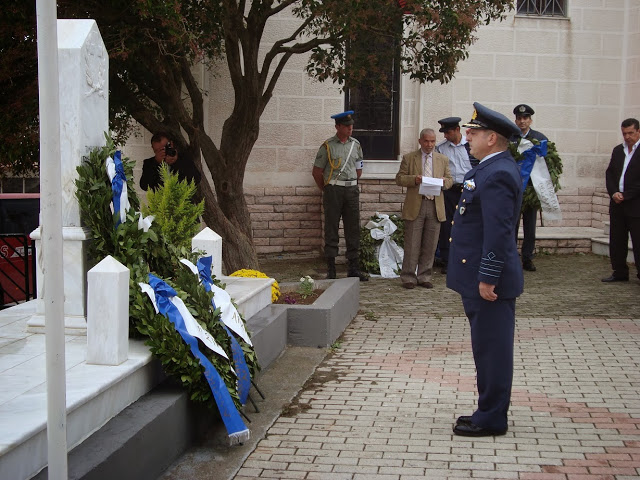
[446,150,524,299]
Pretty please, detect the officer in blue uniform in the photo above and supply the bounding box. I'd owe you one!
[446,103,524,437]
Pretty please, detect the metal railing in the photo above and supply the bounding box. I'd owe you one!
[0,234,37,308]
[517,0,566,17]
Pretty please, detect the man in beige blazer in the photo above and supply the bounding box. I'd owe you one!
[396,128,453,288]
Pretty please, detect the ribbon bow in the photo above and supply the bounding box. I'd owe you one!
[106,150,130,226]
[517,140,548,191]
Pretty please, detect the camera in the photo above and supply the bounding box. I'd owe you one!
[164,142,177,157]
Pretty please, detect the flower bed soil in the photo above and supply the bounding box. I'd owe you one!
[274,288,325,305]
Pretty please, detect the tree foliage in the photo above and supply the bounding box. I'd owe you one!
[1,0,513,270]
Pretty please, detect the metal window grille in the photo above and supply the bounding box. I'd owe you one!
[517,0,566,17]
[345,35,401,160]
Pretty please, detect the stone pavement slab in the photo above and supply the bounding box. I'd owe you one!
[232,254,640,479]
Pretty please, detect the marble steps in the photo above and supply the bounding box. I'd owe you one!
[590,222,635,264]
[0,277,279,480]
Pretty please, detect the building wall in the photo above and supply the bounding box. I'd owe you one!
[125,1,639,256]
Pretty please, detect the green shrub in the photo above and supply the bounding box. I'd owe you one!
[142,164,205,249]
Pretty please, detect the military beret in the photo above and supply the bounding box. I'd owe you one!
[513,104,535,116]
[437,117,462,132]
[331,110,355,126]
[462,102,520,139]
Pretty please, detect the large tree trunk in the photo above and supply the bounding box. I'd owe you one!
[196,114,261,274]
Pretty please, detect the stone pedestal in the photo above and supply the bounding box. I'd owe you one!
[86,256,129,365]
[28,19,108,334]
[28,226,91,335]
[192,227,223,278]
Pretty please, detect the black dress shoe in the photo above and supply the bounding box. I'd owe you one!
[456,415,472,426]
[417,281,434,289]
[348,271,369,281]
[522,261,536,272]
[601,275,628,282]
[402,282,416,289]
[453,422,507,437]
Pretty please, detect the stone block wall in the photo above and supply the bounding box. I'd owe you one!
[248,181,612,257]
[246,186,323,255]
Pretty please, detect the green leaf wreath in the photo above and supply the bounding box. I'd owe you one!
[359,213,405,275]
[75,133,258,408]
[509,139,563,212]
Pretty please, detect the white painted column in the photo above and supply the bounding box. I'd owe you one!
[86,256,129,366]
[192,227,223,278]
[29,19,109,335]
[35,1,68,478]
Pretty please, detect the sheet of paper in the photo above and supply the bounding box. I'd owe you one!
[419,176,443,197]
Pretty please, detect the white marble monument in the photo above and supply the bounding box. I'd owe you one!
[28,19,109,334]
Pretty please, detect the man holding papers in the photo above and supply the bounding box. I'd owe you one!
[396,128,453,289]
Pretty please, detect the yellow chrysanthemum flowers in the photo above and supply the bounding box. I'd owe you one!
[229,269,281,302]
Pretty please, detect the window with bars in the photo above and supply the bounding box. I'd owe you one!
[517,0,567,17]
[344,32,401,160]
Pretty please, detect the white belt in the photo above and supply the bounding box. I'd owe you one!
[330,179,358,187]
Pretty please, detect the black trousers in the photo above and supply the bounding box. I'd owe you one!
[516,207,537,262]
[437,185,463,266]
[323,185,360,260]
[609,204,640,279]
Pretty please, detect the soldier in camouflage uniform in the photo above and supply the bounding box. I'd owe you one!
[312,111,368,281]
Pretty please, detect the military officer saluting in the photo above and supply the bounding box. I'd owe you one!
[447,103,524,437]
[312,111,368,281]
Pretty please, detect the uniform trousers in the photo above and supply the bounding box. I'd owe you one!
[322,184,360,260]
[437,185,463,266]
[516,207,537,262]
[461,296,515,432]
[400,198,440,285]
[609,203,640,279]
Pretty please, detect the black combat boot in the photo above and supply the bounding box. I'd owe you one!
[327,258,336,279]
[347,258,369,282]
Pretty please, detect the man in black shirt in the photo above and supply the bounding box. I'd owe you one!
[140,132,201,191]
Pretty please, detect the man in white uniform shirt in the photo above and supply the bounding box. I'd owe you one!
[435,117,477,274]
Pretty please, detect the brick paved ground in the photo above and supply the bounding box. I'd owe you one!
[238,253,640,479]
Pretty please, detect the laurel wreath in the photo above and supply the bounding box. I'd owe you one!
[508,139,563,211]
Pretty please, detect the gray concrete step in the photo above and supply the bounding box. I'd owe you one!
[33,381,216,480]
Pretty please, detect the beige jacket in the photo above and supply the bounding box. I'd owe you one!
[395,149,453,222]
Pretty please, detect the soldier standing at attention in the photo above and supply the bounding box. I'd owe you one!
[448,103,523,437]
[435,116,477,274]
[312,111,368,281]
[510,104,548,272]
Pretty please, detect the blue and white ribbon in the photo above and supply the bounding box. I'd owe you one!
[517,139,547,191]
[517,139,562,221]
[181,256,253,405]
[106,150,130,226]
[139,274,250,445]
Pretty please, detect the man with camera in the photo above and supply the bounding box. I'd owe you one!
[140,132,201,191]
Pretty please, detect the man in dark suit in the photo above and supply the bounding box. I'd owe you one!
[602,118,640,283]
[510,104,548,272]
[447,103,523,437]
